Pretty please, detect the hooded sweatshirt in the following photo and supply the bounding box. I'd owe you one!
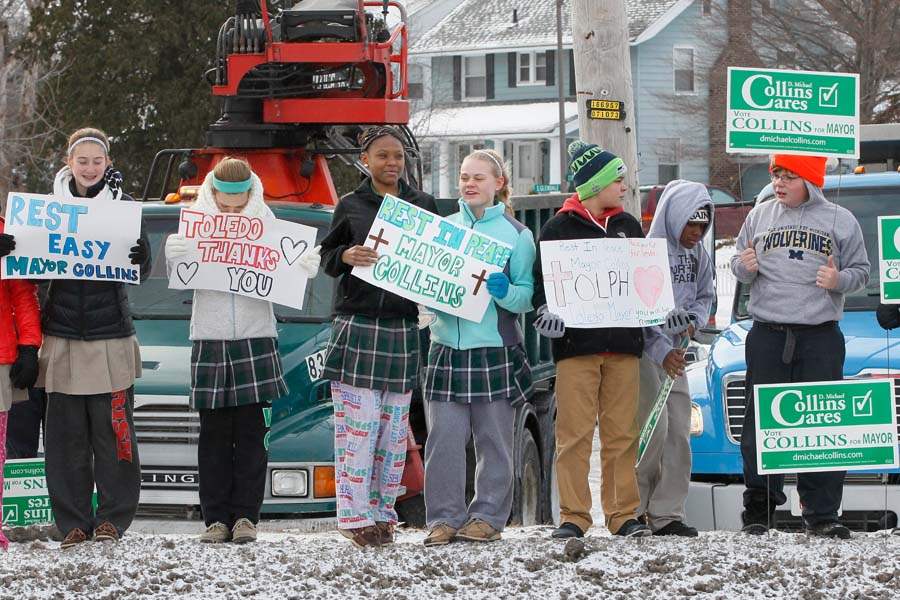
[730,180,869,325]
[429,199,535,350]
[180,171,279,341]
[532,194,645,362]
[643,180,716,366]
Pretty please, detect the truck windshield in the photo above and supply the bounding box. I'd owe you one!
[734,186,891,319]
[128,213,334,322]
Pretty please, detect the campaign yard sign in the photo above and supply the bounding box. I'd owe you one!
[878,216,900,303]
[2,459,97,527]
[168,208,318,310]
[726,67,860,158]
[754,379,899,475]
[539,238,674,328]
[2,192,142,283]
[352,195,512,323]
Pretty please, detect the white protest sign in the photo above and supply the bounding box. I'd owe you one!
[352,195,513,323]
[540,238,675,328]
[167,208,317,310]
[2,192,142,283]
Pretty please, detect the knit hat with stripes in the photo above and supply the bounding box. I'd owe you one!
[568,140,627,201]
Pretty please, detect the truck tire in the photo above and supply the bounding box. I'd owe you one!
[510,429,541,526]
[396,494,426,529]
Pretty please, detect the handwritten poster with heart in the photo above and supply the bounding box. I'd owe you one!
[167,208,317,309]
[539,238,675,328]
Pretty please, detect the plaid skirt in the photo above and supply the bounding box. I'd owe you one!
[322,315,420,394]
[190,338,288,410]
[424,343,533,407]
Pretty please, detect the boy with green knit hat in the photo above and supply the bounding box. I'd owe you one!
[532,140,650,538]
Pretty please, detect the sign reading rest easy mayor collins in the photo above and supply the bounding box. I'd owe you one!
[755,379,898,475]
[727,67,859,158]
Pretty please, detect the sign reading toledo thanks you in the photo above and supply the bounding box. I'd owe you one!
[755,379,898,475]
[352,195,512,323]
[727,67,859,158]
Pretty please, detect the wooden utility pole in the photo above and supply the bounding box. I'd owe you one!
[570,0,640,217]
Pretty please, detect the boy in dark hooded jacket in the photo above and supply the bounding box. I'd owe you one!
[532,141,650,539]
[638,180,715,537]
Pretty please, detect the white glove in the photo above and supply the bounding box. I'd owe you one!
[662,308,693,336]
[165,234,188,260]
[297,245,321,279]
[533,305,565,339]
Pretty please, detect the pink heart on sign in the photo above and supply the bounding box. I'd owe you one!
[634,265,664,308]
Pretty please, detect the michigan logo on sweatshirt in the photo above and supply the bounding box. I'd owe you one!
[760,225,832,261]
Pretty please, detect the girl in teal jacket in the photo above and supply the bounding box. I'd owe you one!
[422,149,536,546]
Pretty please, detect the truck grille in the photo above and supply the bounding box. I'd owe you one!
[133,400,199,444]
[723,375,900,444]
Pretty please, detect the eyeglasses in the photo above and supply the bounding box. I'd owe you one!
[770,172,801,183]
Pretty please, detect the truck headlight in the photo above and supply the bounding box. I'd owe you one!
[271,469,309,497]
[690,403,703,436]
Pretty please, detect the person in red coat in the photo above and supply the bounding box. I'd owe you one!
[0,217,42,551]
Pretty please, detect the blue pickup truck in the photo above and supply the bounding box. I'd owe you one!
[685,170,900,531]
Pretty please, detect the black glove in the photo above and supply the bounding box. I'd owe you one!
[877,303,900,331]
[129,237,149,266]
[0,233,15,258]
[10,345,39,389]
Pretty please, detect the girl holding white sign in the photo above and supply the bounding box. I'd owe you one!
[421,149,536,547]
[320,126,437,548]
[11,127,152,550]
[165,157,319,544]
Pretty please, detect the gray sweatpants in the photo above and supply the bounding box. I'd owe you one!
[424,399,515,532]
[636,358,692,531]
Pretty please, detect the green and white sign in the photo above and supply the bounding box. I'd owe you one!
[878,216,900,303]
[3,459,55,526]
[755,379,898,474]
[726,67,859,158]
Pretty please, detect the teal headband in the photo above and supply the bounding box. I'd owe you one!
[212,174,252,194]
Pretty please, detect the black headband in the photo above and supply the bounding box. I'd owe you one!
[359,126,406,151]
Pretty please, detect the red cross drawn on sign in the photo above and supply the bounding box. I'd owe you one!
[544,260,573,307]
[368,228,389,251]
[471,269,488,295]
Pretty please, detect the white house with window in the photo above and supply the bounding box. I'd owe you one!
[409,0,725,198]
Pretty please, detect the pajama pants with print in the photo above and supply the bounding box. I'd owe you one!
[331,381,410,529]
[0,411,8,550]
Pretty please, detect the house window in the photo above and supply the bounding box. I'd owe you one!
[420,145,433,194]
[673,47,695,94]
[408,64,424,100]
[657,138,681,185]
[517,52,547,85]
[701,0,712,16]
[463,56,486,100]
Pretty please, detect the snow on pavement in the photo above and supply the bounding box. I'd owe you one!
[3,526,899,599]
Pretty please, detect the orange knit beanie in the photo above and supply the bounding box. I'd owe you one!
[769,154,827,188]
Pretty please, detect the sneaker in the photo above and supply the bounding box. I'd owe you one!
[200,522,232,544]
[614,519,651,537]
[231,518,257,544]
[92,521,119,542]
[375,522,394,545]
[423,523,457,547]
[551,522,585,539]
[806,521,851,539]
[653,521,698,537]
[60,528,88,549]
[339,526,382,548]
[455,518,501,542]
[741,523,769,535]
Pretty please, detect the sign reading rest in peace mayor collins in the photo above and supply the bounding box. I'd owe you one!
[353,195,512,323]
[755,379,899,475]
[727,67,859,158]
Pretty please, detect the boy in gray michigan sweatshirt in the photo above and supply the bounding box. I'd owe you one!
[638,180,715,536]
[730,153,869,538]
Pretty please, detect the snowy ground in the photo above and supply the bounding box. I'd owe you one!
[3,525,900,599]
